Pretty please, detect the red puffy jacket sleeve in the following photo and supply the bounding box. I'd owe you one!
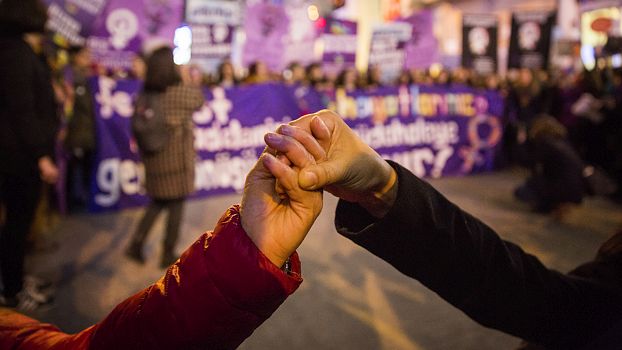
[0,205,302,349]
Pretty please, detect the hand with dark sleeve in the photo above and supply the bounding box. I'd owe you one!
[268,110,622,350]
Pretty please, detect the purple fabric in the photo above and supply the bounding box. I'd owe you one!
[242,2,290,71]
[283,2,321,67]
[400,10,439,69]
[87,0,183,70]
[89,77,146,211]
[44,0,108,45]
[332,85,504,178]
[89,77,504,212]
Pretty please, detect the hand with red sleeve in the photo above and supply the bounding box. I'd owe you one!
[241,144,324,268]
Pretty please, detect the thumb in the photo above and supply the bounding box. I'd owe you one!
[299,160,342,190]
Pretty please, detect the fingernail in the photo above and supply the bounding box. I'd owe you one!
[265,133,282,144]
[301,171,318,188]
[279,124,294,136]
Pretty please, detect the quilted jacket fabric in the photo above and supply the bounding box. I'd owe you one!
[0,205,302,349]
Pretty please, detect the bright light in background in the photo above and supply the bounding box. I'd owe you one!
[581,44,596,70]
[307,5,319,21]
[174,25,192,65]
[612,53,622,68]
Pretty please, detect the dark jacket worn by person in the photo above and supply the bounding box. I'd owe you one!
[0,205,302,349]
[0,34,58,175]
[335,161,622,350]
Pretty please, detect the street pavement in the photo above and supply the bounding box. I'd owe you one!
[23,168,622,350]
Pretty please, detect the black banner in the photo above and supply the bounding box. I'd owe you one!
[462,14,498,74]
[508,11,556,69]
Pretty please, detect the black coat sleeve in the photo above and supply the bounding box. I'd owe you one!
[335,161,622,350]
[0,40,58,164]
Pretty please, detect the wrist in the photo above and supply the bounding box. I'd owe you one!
[241,219,289,268]
[358,163,398,218]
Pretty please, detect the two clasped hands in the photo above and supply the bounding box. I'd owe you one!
[240,109,397,268]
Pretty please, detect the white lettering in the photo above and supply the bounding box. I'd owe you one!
[95,77,134,118]
[94,158,145,207]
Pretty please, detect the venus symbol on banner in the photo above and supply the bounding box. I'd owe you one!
[106,8,139,50]
[468,27,490,55]
[519,21,541,50]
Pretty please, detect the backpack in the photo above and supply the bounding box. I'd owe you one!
[131,92,168,155]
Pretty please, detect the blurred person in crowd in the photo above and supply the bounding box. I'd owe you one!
[283,61,306,86]
[179,64,204,88]
[484,73,500,90]
[129,53,147,80]
[364,64,383,90]
[550,72,582,131]
[63,45,96,212]
[305,62,324,89]
[409,68,422,84]
[570,70,609,170]
[216,59,239,88]
[335,67,359,93]
[434,68,451,86]
[0,137,322,349]
[125,47,204,269]
[268,109,622,350]
[396,69,412,86]
[508,68,545,126]
[450,67,471,87]
[513,115,586,216]
[0,0,60,311]
[244,60,270,84]
[503,68,546,165]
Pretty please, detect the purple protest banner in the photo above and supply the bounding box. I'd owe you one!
[89,76,145,212]
[45,0,108,45]
[328,85,504,177]
[191,83,302,198]
[86,0,183,70]
[90,78,503,212]
[185,0,240,61]
[283,1,321,68]
[89,79,302,212]
[400,10,440,69]
[242,2,290,71]
[369,22,412,83]
[140,0,184,50]
[88,0,143,70]
[322,18,358,76]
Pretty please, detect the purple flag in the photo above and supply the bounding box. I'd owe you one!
[400,10,439,69]
[87,0,183,70]
[45,0,108,45]
[242,2,290,71]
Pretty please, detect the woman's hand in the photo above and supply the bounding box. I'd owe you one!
[240,142,323,268]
